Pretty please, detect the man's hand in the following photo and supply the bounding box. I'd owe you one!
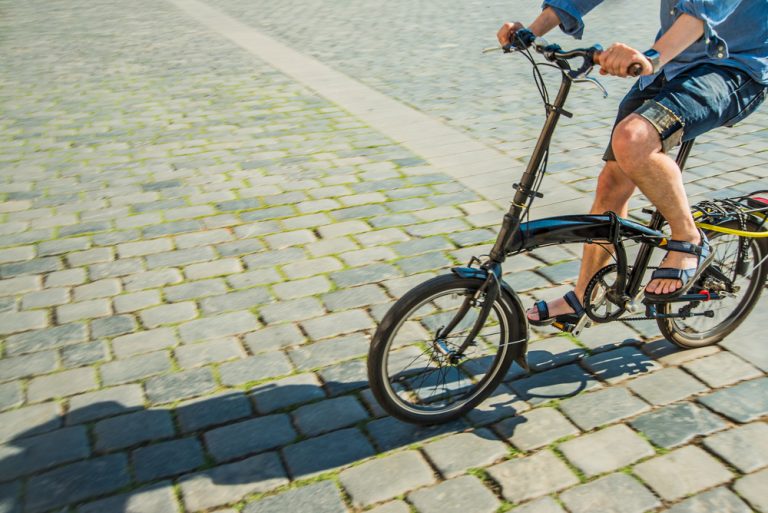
[497,21,524,47]
[596,43,653,78]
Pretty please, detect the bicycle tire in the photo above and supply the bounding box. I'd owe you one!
[658,219,768,348]
[367,274,524,425]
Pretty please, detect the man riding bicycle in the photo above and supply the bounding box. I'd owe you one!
[497,1,768,328]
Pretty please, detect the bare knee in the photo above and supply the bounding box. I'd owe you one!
[611,114,662,172]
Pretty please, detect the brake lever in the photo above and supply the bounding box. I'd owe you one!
[572,76,609,98]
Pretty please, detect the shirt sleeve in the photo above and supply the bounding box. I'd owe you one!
[675,0,744,59]
[541,0,604,39]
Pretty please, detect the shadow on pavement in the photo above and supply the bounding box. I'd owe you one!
[0,346,659,512]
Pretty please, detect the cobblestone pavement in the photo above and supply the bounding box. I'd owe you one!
[1,0,767,512]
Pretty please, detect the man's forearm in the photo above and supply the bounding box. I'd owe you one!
[652,13,705,66]
[529,7,562,37]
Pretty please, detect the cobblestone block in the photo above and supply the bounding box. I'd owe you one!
[561,424,655,476]
[179,311,260,342]
[117,238,173,258]
[0,382,22,412]
[509,364,601,405]
[0,310,48,336]
[200,288,272,314]
[61,341,109,367]
[0,256,61,278]
[205,414,296,462]
[0,351,58,383]
[318,358,368,396]
[391,236,453,257]
[301,309,372,340]
[397,251,452,274]
[164,278,227,302]
[507,271,551,292]
[145,367,217,404]
[487,449,578,503]
[721,320,768,372]
[630,401,726,448]
[176,391,252,433]
[140,301,197,328]
[281,257,343,279]
[185,258,243,280]
[175,338,244,368]
[633,446,733,501]
[464,383,529,425]
[0,425,89,481]
[626,367,708,405]
[94,409,174,451]
[91,314,137,338]
[25,454,129,513]
[0,481,21,513]
[243,247,305,269]
[112,328,175,358]
[113,289,161,313]
[496,406,580,450]
[409,475,499,513]
[250,372,326,413]
[288,333,368,370]
[581,346,661,383]
[243,480,346,513]
[79,482,180,513]
[293,396,368,436]
[5,323,86,355]
[339,449,432,506]
[259,297,325,324]
[67,385,144,425]
[179,452,288,512]
[123,268,183,291]
[145,247,215,269]
[89,258,144,280]
[38,238,88,256]
[228,269,282,289]
[265,229,316,249]
[698,377,768,422]
[734,469,768,513]
[573,322,642,352]
[366,415,468,452]
[245,323,305,353]
[526,337,586,371]
[0,402,61,444]
[559,386,649,431]
[142,220,203,238]
[683,351,762,388]
[215,238,264,257]
[642,339,720,364]
[100,351,171,386]
[57,299,111,323]
[703,423,768,473]
[423,428,508,478]
[560,473,660,513]
[28,367,97,402]
[318,220,370,238]
[273,275,332,300]
[0,275,41,296]
[330,263,401,288]
[355,228,409,246]
[133,438,204,482]
[21,288,69,309]
[219,352,293,386]
[322,284,388,312]
[666,487,753,513]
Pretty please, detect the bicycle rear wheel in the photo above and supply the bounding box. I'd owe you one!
[658,220,768,348]
[367,274,524,425]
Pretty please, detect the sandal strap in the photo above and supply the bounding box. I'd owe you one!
[534,300,550,321]
[563,291,585,316]
[664,239,704,256]
[650,268,686,280]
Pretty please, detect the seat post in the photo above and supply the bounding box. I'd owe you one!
[676,139,695,171]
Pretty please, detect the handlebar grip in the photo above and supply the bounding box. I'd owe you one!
[593,51,644,77]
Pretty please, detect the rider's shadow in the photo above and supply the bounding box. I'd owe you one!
[0,345,658,512]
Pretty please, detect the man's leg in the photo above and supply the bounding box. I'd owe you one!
[611,114,700,295]
[527,160,636,320]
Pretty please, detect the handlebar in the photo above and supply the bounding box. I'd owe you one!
[503,28,643,78]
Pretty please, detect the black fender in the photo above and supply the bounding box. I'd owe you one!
[451,267,529,371]
[505,214,664,254]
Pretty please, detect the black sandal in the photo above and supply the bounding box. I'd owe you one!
[528,291,586,327]
[645,231,714,302]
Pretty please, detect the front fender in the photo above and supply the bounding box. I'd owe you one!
[451,267,529,371]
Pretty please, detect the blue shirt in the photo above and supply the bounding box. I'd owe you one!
[542,0,768,88]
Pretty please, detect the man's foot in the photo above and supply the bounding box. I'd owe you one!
[527,291,585,327]
[645,231,713,300]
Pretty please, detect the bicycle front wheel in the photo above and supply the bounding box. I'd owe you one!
[658,220,768,348]
[367,274,524,425]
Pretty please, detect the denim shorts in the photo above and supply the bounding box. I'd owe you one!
[604,64,767,160]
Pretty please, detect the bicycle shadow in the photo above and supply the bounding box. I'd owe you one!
[0,345,657,512]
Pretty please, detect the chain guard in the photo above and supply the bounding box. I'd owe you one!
[583,264,627,323]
